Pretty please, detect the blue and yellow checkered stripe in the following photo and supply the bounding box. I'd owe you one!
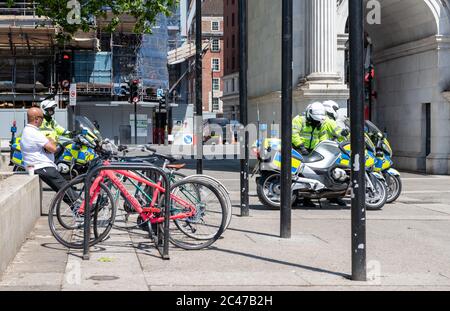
[12,150,24,166]
[374,155,393,172]
[272,151,303,174]
[336,147,376,169]
[11,137,24,166]
[62,144,96,165]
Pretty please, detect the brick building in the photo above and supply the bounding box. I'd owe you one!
[199,0,224,113]
[222,0,240,120]
[169,0,224,115]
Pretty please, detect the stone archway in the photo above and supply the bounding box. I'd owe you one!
[337,0,450,174]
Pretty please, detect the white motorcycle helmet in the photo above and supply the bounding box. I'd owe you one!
[323,100,340,121]
[40,100,57,116]
[306,102,327,124]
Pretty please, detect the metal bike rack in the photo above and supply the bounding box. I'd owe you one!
[83,163,171,260]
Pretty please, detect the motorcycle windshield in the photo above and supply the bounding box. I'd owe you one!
[365,120,383,137]
[74,116,102,141]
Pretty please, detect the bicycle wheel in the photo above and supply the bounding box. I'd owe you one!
[48,177,116,249]
[163,178,227,250]
[171,171,187,183]
[184,175,232,230]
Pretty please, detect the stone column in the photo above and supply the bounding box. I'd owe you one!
[307,0,340,81]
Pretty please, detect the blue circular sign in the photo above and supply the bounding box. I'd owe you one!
[184,135,193,145]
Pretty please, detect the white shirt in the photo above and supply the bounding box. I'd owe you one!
[20,124,56,170]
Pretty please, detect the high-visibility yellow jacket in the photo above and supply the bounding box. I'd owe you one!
[40,118,68,141]
[292,116,346,151]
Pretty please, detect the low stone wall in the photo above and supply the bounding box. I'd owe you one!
[0,173,41,275]
[0,153,9,171]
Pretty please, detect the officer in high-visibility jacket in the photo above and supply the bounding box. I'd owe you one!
[40,100,71,141]
[292,102,348,207]
[323,100,348,143]
[292,102,347,154]
[322,100,349,207]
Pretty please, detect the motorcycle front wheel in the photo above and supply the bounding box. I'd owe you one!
[365,175,388,210]
[256,172,296,209]
[385,173,402,204]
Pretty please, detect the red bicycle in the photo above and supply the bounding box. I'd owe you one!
[48,160,227,250]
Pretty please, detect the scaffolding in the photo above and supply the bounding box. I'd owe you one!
[0,0,56,108]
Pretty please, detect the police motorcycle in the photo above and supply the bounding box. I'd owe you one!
[10,116,99,180]
[253,135,388,210]
[365,121,402,203]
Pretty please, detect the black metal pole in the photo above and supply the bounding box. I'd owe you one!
[195,0,203,174]
[158,101,162,145]
[134,102,138,145]
[280,0,293,239]
[239,0,249,217]
[349,0,367,281]
[164,91,169,146]
[368,65,373,121]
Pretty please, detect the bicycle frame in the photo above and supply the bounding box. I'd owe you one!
[79,162,197,224]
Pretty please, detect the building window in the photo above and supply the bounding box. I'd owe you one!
[213,78,220,91]
[232,35,235,48]
[212,98,220,112]
[211,21,219,31]
[212,58,220,72]
[232,56,235,70]
[211,39,220,52]
[232,13,235,27]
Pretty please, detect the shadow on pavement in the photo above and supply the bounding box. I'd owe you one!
[224,227,280,239]
[210,246,349,279]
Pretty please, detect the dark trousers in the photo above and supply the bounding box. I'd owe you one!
[35,167,77,205]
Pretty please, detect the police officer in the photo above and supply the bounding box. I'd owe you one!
[292,102,347,207]
[323,100,349,141]
[292,102,345,154]
[40,100,71,140]
[323,100,349,207]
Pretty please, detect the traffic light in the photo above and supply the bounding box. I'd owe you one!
[57,51,72,92]
[129,79,140,103]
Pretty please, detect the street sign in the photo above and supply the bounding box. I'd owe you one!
[69,84,77,106]
[184,135,193,145]
[157,88,164,99]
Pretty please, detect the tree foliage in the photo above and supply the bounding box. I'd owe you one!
[7,0,177,41]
